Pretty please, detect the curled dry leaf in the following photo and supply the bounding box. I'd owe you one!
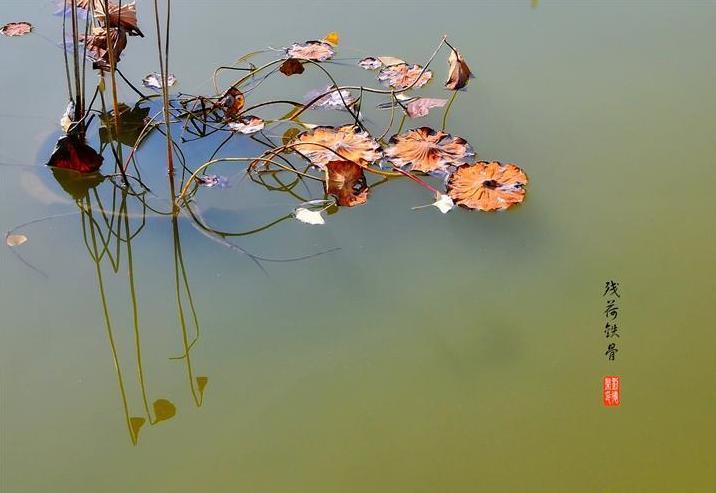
[378,63,432,90]
[228,115,265,134]
[447,161,528,211]
[290,125,382,169]
[46,135,104,173]
[305,85,356,111]
[218,87,245,120]
[325,161,369,207]
[82,27,127,70]
[286,41,335,61]
[280,58,304,76]
[142,72,176,90]
[385,127,474,173]
[323,31,340,45]
[95,1,143,36]
[1,22,32,37]
[6,234,28,247]
[406,97,448,118]
[359,57,382,70]
[445,48,473,90]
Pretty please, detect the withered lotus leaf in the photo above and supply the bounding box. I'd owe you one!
[406,98,448,118]
[385,127,474,173]
[444,48,472,90]
[358,57,382,70]
[325,160,369,207]
[46,135,104,174]
[228,115,265,134]
[378,63,432,90]
[447,161,528,211]
[306,85,356,110]
[219,87,245,120]
[280,58,305,76]
[286,41,335,61]
[95,1,143,36]
[1,22,32,37]
[291,125,382,169]
[82,27,128,69]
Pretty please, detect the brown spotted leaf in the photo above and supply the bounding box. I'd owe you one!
[385,127,473,173]
[447,161,528,211]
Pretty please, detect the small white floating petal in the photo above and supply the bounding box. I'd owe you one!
[433,194,455,214]
[228,116,265,134]
[6,234,28,247]
[294,208,325,225]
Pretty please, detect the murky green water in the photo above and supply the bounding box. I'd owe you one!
[1,2,715,492]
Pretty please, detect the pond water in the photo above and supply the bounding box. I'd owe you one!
[1,1,715,492]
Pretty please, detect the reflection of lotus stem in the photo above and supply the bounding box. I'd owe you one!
[441,91,458,131]
[152,0,175,178]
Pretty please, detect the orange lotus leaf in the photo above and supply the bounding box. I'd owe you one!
[377,63,432,90]
[286,41,335,61]
[290,125,382,169]
[385,127,474,173]
[324,160,369,207]
[447,161,528,211]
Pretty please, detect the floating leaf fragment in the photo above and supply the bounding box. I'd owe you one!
[1,22,32,37]
[405,97,448,118]
[377,56,406,67]
[286,41,334,61]
[305,85,356,111]
[325,161,369,207]
[142,72,177,90]
[294,207,325,225]
[291,125,382,169]
[153,399,176,423]
[6,234,28,247]
[46,135,104,173]
[378,63,432,90]
[358,57,382,70]
[445,48,473,90]
[385,127,473,173]
[199,175,229,188]
[228,115,265,134]
[323,31,340,45]
[280,58,305,76]
[447,161,528,211]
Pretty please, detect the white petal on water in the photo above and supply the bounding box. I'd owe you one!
[6,234,28,247]
[294,208,325,225]
[142,73,177,90]
[432,194,455,214]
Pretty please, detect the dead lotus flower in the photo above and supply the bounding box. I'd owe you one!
[291,125,382,169]
[385,127,474,173]
[46,135,104,174]
[447,161,528,211]
[82,27,128,69]
[1,22,32,37]
[218,87,245,120]
[286,41,335,61]
[378,63,432,90]
[94,1,144,36]
[325,160,369,207]
[445,48,472,90]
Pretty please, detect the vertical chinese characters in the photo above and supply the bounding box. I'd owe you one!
[603,280,620,360]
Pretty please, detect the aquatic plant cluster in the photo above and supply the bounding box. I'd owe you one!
[12,1,529,224]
